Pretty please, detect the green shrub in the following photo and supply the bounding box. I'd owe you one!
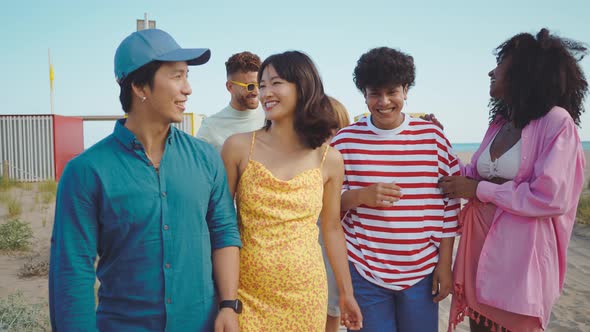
[0,292,49,331]
[18,255,49,278]
[0,219,33,251]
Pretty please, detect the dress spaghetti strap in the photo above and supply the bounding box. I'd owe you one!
[320,145,330,168]
[249,131,256,161]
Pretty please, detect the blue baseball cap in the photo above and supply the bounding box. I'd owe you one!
[114,29,211,83]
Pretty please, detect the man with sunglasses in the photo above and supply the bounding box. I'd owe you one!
[197,51,265,151]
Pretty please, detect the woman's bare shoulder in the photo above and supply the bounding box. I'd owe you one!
[223,131,255,151]
[323,144,344,168]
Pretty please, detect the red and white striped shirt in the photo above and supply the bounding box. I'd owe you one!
[331,114,460,290]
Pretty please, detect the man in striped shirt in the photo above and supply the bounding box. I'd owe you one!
[332,47,460,331]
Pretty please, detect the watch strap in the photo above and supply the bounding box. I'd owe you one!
[219,299,242,314]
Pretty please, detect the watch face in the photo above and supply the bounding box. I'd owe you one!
[235,300,243,314]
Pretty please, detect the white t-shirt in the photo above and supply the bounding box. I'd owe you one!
[197,104,265,152]
[332,114,460,291]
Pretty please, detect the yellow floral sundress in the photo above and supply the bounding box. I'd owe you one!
[236,131,328,331]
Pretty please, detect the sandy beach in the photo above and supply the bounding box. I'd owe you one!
[1,150,589,331]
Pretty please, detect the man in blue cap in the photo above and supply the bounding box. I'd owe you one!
[49,29,242,331]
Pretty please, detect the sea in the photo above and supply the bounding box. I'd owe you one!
[452,141,590,153]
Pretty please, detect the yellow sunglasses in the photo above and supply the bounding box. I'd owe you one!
[230,80,258,91]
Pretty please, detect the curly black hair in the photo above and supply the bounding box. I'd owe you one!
[225,51,261,76]
[353,47,416,92]
[489,28,588,128]
[258,51,337,149]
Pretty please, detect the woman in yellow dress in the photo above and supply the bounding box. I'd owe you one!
[222,51,363,331]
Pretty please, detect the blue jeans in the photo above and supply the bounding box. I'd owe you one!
[349,263,438,332]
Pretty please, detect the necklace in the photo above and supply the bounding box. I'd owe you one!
[145,150,161,168]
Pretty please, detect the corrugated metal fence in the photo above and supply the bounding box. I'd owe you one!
[172,113,194,135]
[0,113,203,182]
[0,115,55,182]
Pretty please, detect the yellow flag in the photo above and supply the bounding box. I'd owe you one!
[49,63,54,90]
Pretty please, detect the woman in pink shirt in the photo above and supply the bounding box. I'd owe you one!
[439,28,587,331]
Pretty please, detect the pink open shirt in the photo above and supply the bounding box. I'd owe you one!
[460,106,586,329]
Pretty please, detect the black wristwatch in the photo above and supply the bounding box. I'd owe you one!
[219,299,242,314]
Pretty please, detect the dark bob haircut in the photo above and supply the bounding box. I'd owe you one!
[489,28,588,128]
[353,47,416,92]
[118,61,163,113]
[258,51,337,149]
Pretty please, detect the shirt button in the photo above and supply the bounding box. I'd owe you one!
[163,225,169,230]
[165,263,171,269]
[166,298,171,304]
[161,192,167,197]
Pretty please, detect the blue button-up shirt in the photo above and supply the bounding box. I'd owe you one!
[49,120,241,331]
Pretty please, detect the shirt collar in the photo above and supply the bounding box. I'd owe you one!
[366,112,410,136]
[226,104,262,118]
[113,118,176,151]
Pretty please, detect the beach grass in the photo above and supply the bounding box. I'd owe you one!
[7,196,22,217]
[16,182,33,191]
[576,193,590,225]
[0,177,16,192]
[40,192,55,204]
[0,192,9,204]
[37,180,57,194]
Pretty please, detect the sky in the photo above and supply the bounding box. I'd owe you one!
[1,0,589,148]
